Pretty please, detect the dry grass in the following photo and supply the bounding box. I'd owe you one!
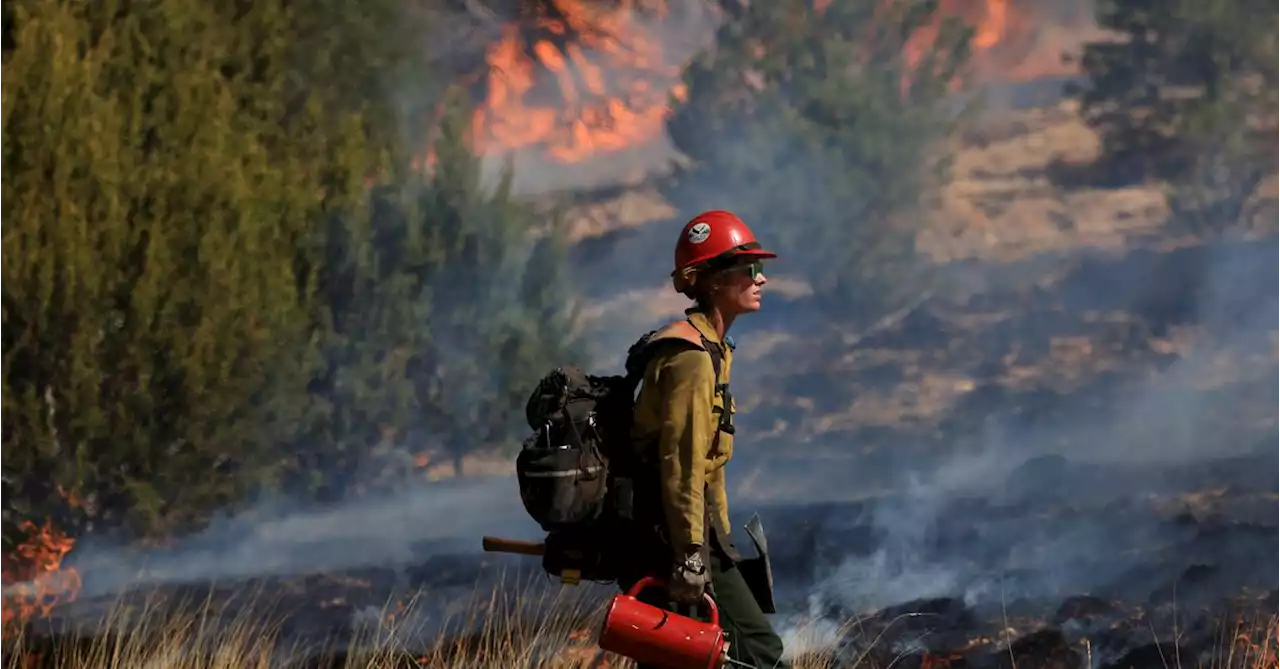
[1204,614,1279,669]
[2,580,1275,669]
[0,575,837,669]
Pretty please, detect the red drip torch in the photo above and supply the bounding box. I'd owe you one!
[600,576,756,669]
[482,537,760,668]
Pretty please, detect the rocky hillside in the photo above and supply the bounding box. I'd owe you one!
[445,97,1277,481]
[920,101,1173,262]
[545,96,1277,484]
[557,99,1272,271]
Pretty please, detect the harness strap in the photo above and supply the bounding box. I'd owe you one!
[627,318,737,440]
[686,318,736,437]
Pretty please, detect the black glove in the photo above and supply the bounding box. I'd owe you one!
[668,545,710,604]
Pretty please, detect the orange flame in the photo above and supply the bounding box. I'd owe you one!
[1,519,82,638]
[463,0,1087,164]
[563,625,615,666]
[973,0,1008,49]
[469,0,688,164]
[907,0,1088,86]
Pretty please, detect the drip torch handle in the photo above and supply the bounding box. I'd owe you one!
[481,536,546,556]
[627,576,720,626]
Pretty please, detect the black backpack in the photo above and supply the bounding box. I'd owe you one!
[515,322,730,536]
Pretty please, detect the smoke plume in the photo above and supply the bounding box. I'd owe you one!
[743,238,1277,653]
[61,477,540,601]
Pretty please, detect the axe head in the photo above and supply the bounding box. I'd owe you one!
[737,512,776,614]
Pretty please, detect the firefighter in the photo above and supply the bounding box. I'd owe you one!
[619,210,788,669]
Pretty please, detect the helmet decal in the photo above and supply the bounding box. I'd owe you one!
[687,221,711,244]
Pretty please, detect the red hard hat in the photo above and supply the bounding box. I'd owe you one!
[672,210,777,276]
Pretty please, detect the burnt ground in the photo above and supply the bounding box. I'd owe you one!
[13,449,1276,669]
[8,236,1279,668]
[756,446,1277,669]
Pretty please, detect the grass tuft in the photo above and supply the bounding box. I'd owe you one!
[1,583,1274,669]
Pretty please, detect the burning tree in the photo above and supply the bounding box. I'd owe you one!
[1071,0,1278,233]
[459,0,704,163]
[451,1,1086,166]
[661,0,974,311]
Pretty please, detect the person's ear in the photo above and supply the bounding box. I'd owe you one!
[673,267,698,294]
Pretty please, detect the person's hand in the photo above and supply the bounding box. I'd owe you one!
[668,546,710,604]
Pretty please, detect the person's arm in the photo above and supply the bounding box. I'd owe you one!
[654,346,718,558]
[704,464,731,535]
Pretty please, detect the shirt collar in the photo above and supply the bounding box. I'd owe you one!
[684,308,722,347]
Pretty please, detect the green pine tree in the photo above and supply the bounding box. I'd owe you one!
[2,0,595,536]
[0,0,410,535]
[297,92,584,494]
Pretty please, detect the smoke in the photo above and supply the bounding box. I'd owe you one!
[59,476,541,602]
[748,237,1278,626]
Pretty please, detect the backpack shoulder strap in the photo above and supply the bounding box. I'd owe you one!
[647,318,728,380]
[680,320,734,436]
[626,319,727,386]
[623,320,703,388]
[625,320,736,438]
[647,320,707,351]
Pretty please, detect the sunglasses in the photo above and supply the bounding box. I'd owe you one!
[719,260,765,281]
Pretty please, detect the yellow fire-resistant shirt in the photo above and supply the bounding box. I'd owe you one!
[630,310,735,558]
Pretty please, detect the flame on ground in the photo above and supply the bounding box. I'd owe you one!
[1,518,82,639]
[561,625,617,666]
[465,0,1090,164]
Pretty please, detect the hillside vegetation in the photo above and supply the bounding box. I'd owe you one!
[1,0,579,541]
[4,0,1275,546]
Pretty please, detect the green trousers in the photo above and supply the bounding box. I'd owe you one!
[620,554,789,669]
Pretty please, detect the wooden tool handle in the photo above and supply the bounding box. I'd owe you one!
[482,536,546,556]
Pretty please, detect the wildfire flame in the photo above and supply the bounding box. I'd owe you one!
[974,0,1008,48]
[1,518,82,638]
[465,0,1088,164]
[470,0,688,163]
[931,0,1085,83]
